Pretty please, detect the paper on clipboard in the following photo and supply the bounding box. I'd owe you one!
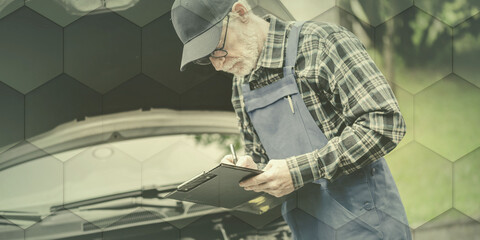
[165,163,285,215]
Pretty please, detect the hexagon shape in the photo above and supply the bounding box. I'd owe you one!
[454,13,480,88]
[0,0,23,20]
[107,0,174,27]
[180,76,233,111]
[0,143,62,229]
[142,13,221,94]
[335,209,411,240]
[103,74,180,114]
[111,135,183,163]
[0,7,63,94]
[142,140,220,189]
[64,8,141,94]
[0,141,53,171]
[103,209,180,239]
[415,0,480,27]
[48,147,87,163]
[454,147,480,221]
[0,141,18,155]
[296,172,411,236]
[64,145,141,228]
[25,210,102,240]
[25,74,102,138]
[374,7,452,94]
[140,135,240,228]
[0,216,24,240]
[386,141,452,228]
[336,209,412,239]
[280,0,335,20]
[296,183,353,231]
[25,0,103,27]
[337,0,413,27]
[313,7,374,55]
[414,74,480,161]
[0,82,24,149]
[281,206,336,239]
[413,209,480,239]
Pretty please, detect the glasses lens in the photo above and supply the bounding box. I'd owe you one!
[193,56,211,65]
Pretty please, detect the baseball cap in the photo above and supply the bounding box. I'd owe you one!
[171,0,237,71]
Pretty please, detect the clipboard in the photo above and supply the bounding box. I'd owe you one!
[165,163,285,215]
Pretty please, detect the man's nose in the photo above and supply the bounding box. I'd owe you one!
[210,57,224,71]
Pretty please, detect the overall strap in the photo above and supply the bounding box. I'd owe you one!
[283,21,306,77]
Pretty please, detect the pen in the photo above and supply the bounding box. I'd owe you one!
[229,144,238,165]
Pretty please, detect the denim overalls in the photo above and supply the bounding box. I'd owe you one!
[241,22,412,240]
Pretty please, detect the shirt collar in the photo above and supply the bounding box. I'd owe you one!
[255,15,290,70]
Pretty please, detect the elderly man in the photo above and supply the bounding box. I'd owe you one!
[171,0,412,239]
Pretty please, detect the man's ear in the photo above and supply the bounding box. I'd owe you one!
[232,2,249,23]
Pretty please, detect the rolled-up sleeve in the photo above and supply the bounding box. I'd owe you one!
[286,31,406,189]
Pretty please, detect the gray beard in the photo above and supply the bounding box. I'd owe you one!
[226,28,260,77]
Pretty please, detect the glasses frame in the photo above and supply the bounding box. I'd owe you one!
[194,15,230,65]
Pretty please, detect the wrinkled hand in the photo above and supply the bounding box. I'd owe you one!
[220,154,257,169]
[239,159,294,198]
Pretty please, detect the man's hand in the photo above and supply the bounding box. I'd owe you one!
[239,159,294,198]
[220,155,257,169]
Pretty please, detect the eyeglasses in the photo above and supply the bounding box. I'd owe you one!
[194,15,230,65]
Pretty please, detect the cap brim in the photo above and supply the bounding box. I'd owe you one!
[179,21,223,71]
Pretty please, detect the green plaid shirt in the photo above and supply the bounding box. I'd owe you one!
[231,15,406,189]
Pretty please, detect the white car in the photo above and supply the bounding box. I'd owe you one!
[0,109,291,240]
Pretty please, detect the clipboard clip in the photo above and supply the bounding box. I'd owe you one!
[176,172,217,192]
